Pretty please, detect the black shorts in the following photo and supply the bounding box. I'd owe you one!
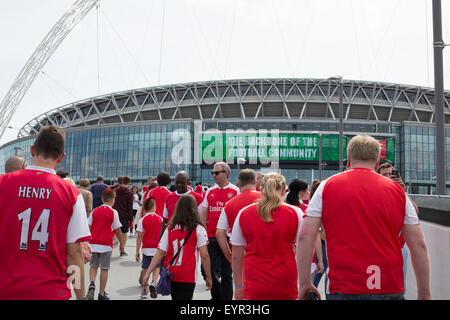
[120,218,130,233]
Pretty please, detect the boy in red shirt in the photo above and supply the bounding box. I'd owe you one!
[86,188,124,300]
[136,197,163,299]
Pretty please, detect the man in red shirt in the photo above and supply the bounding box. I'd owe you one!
[162,171,203,230]
[147,172,171,218]
[297,135,431,300]
[0,126,91,300]
[199,162,239,300]
[141,176,154,195]
[216,169,261,263]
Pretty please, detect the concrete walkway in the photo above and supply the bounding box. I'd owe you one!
[72,234,326,300]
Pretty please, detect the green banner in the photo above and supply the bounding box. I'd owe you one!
[201,132,394,163]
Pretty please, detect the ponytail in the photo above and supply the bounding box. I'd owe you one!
[257,173,286,223]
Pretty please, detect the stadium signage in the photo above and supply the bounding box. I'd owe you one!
[200,130,394,165]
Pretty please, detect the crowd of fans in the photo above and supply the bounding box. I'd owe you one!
[0,125,431,301]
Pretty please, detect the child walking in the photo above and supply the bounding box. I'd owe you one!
[86,188,124,300]
[136,197,163,299]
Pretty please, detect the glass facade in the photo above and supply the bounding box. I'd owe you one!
[1,120,449,194]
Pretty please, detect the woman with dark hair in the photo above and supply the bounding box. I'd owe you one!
[142,194,212,300]
[285,178,310,212]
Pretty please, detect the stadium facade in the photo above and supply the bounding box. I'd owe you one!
[1,78,449,195]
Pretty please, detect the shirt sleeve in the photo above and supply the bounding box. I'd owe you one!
[87,211,93,226]
[293,206,304,241]
[216,208,230,231]
[158,228,169,252]
[112,209,122,231]
[404,194,419,225]
[163,203,168,219]
[198,190,209,210]
[67,194,91,243]
[196,225,209,248]
[230,211,247,246]
[136,218,144,232]
[305,180,326,218]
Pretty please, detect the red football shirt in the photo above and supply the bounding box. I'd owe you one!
[231,203,303,300]
[137,212,163,256]
[217,189,262,235]
[88,205,121,249]
[306,168,419,295]
[200,183,240,238]
[0,166,91,300]
[158,224,208,283]
[163,190,203,222]
[147,186,171,218]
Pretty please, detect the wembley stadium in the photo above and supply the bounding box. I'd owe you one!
[1,78,449,195]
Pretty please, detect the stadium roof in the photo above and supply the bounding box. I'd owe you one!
[18,78,450,137]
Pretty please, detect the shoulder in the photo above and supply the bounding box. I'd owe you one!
[227,183,240,193]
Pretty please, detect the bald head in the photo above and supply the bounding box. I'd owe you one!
[174,171,189,194]
[5,156,27,173]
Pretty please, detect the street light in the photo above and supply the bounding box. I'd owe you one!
[328,76,344,172]
[312,131,323,180]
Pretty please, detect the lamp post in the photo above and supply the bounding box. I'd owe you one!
[328,76,344,172]
[432,0,447,195]
[313,131,323,180]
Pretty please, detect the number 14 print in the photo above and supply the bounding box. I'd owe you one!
[18,208,51,251]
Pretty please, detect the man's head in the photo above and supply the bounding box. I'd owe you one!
[117,176,124,185]
[377,162,394,177]
[4,156,27,173]
[212,162,230,186]
[79,178,90,188]
[346,135,381,170]
[122,176,131,187]
[102,188,116,206]
[237,169,257,190]
[96,175,104,182]
[147,176,154,186]
[156,172,171,187]
[30,125,66,168]
[174,171,189,194]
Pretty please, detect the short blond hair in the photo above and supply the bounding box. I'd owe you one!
[347,135,381,162]
[79,178,90,188]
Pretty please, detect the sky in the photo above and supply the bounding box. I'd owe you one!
[0,0,449,145]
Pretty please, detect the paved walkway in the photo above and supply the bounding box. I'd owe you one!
[72,234,326,300]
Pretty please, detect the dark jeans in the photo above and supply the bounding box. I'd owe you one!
[171,282,195,300]
[326,293,405,300]
[313,239,328,288]
[207,237,233,300]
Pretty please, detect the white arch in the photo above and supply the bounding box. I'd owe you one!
[0,0,101,139]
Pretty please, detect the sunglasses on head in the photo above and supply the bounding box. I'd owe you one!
[211,170,226,176]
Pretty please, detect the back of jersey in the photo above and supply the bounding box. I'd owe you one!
[0,166,90,300]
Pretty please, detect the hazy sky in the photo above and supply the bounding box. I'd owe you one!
[0,0,449,145]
